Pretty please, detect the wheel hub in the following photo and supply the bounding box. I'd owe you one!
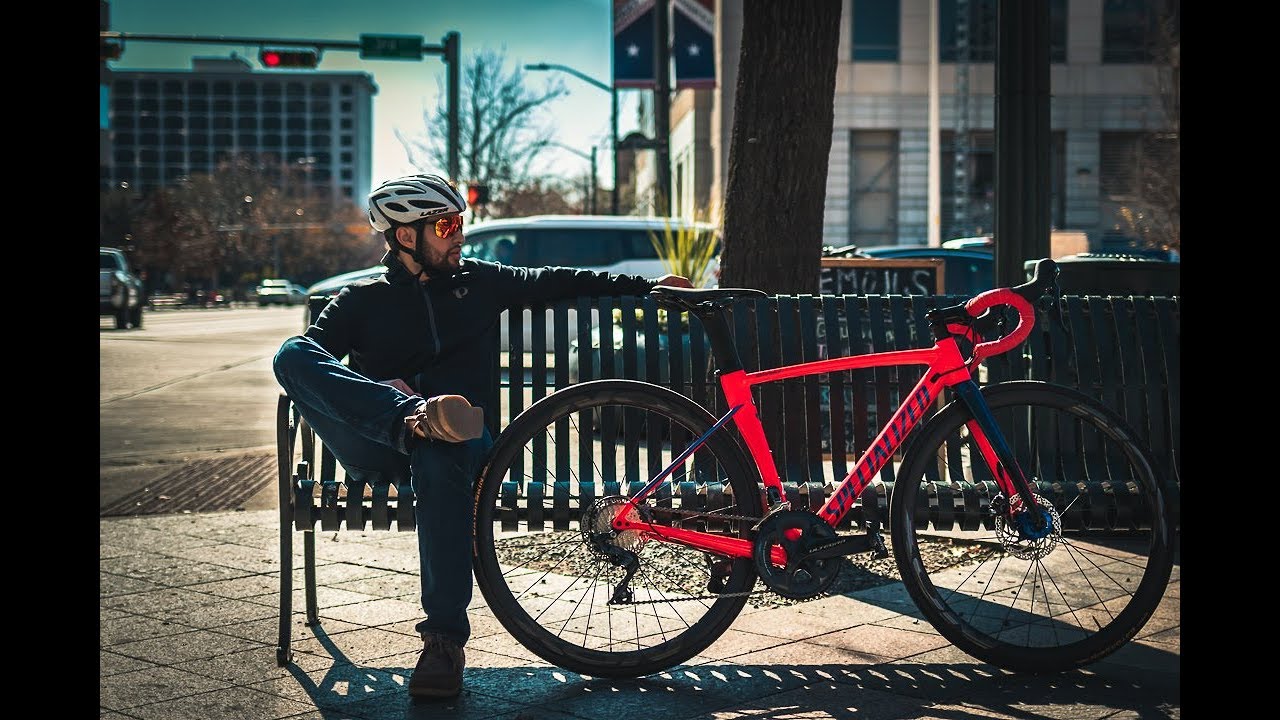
[581,496,648,556]
[994,493,1061,560]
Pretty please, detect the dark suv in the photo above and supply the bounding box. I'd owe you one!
[100,247,144,329]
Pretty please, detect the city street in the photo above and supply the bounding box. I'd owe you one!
[100,305,304,512]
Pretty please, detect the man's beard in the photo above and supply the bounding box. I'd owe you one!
[420,246,460,276]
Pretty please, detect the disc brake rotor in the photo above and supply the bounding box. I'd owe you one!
[994,493,1062,560]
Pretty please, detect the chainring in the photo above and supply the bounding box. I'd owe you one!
[752,510,844,600]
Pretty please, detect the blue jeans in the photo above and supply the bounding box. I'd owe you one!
[273,335,492,646]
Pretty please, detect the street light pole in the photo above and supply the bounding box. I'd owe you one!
[525,62,618,215]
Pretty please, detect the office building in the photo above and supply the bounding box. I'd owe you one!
[645,0,1177,249]
[100,55,378,210]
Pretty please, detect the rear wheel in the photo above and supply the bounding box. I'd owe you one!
[890,381,1175,673]
[473,379,763,678]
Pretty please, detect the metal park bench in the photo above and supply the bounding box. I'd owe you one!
[274,291,1180,665]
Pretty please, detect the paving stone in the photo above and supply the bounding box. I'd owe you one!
[125,684,315,720]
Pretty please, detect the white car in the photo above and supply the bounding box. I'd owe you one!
[256,279,309,306]
[303,215,721,347]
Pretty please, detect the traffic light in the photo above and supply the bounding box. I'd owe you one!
[467,184,490,206]
[259,48,320,69]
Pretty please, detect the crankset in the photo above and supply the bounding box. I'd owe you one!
[752,511,846,600]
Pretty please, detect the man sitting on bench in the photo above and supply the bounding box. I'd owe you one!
[272,173,691,699]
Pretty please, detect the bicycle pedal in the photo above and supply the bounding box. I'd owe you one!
[869,532,889,559]
[706,559,732,594]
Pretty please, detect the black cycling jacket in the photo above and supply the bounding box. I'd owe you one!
[303,253,657,407]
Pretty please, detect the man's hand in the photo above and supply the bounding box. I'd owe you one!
[381,378,418,397]
[652,274,693,288]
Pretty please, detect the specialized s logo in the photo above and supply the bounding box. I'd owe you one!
[453,287,469,299]
[821,382,934,524]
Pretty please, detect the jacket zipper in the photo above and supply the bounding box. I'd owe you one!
[417,281,443,356]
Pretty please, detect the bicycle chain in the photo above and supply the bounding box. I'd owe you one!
[608,504,775,604]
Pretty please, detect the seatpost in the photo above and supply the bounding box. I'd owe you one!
[695,301,746,374]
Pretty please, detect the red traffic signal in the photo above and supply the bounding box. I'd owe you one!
[467,184,490,205]
[259,48,320,69]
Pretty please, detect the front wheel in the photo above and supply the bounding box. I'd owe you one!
[473,379,763,678]
[890,380,1175,673]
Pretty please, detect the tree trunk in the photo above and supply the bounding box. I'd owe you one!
[720,0,842,294]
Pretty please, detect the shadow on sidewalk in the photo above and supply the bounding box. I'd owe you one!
[286,625,1179,720]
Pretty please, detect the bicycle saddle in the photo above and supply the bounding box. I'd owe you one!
[650,286,769,313]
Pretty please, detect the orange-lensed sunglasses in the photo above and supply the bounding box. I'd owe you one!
[433,215,464,240]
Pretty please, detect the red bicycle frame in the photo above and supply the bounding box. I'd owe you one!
[609,282,1043,567]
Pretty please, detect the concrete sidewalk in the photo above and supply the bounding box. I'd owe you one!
[100,508,1180,720]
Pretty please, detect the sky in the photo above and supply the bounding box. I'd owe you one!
[104,0,638,188]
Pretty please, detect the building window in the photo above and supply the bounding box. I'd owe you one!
[849,130,898,246]
[942,131,1064,238]
[940,0,1066,63]
[852,0,899,61]
[1103,0,1179,63]
[1098,130,1177,243]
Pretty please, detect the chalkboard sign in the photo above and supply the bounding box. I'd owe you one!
[818,258,944,295]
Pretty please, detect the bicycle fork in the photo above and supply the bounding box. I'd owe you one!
[950,379,1051,536]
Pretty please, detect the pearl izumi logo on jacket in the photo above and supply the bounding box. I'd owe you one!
[453,287,469,300]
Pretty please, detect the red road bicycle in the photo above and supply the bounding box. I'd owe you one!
[472,259,1175,677]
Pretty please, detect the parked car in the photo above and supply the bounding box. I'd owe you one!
[256,279,309,306]
[302,265,384,327]
[853,244,995,297]
[100,246,144,329]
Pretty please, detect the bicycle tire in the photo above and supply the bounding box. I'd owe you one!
[473,379,764,678]
[889,380,1175,673]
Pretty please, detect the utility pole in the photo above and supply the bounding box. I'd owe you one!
[653,0,672,211]
[444,31,460,183]
[994,0,1051,286]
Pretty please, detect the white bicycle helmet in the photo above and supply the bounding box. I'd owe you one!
[367,173,467,232]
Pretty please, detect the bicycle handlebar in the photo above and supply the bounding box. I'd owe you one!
[961,258,1060,363]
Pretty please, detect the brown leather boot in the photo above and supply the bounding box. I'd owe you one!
[405,395,484,443]
[408,632,465,698]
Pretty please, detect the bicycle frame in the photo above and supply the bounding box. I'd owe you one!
[610,304,1040,567]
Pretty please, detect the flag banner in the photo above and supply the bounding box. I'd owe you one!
[673,0,716,89]
[614,0,656,89]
